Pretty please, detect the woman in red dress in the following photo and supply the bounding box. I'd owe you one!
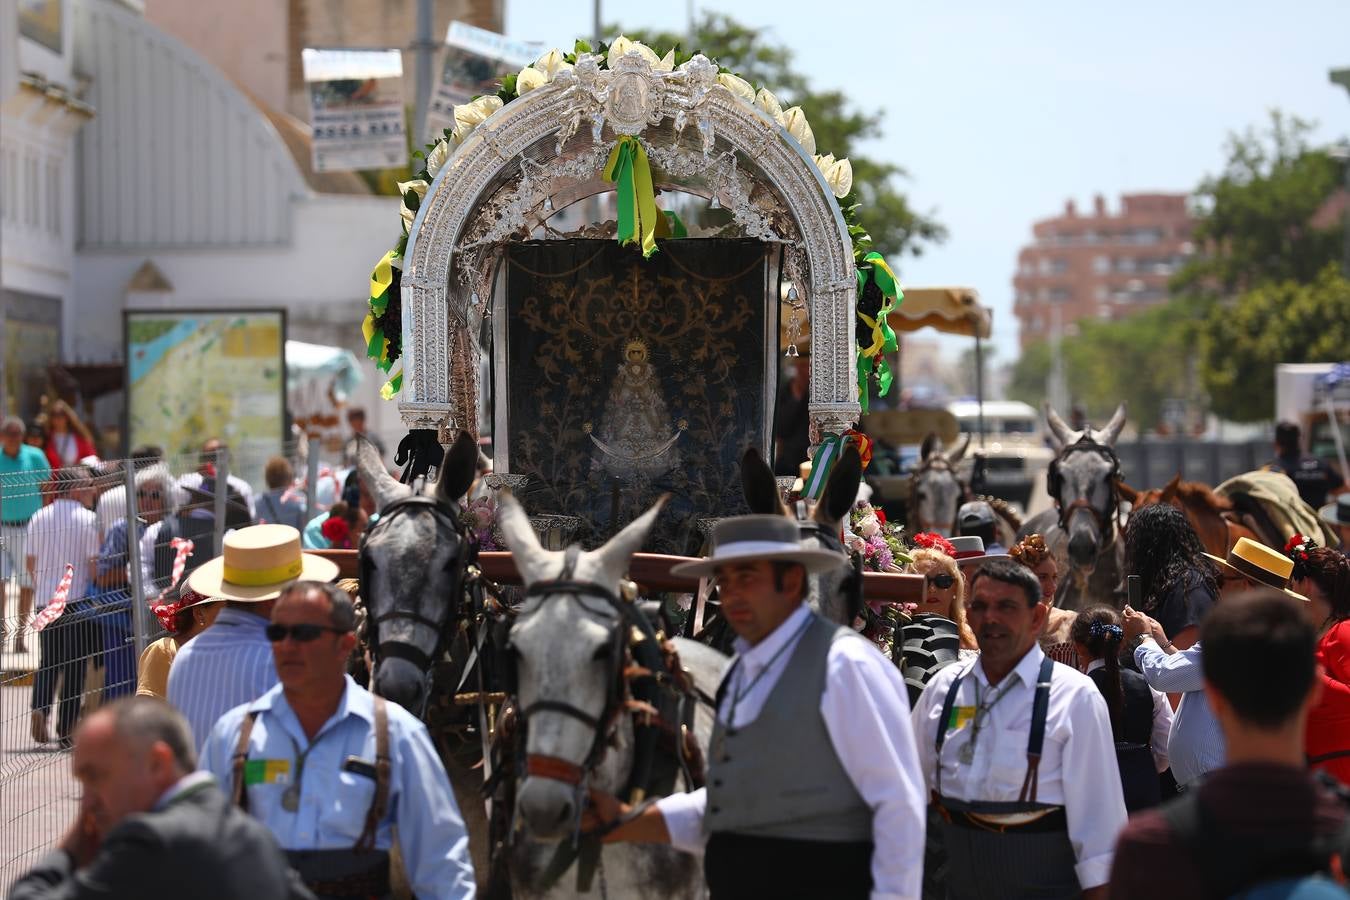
[42,400,97,469]
[1289,536,1350,783]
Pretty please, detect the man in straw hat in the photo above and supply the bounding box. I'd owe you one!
[1123,537,1308,791]
[168,524,338,749]
[584,515,926,899]
[201,581,475,900]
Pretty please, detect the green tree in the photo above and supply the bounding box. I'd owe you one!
[612,12,946,261]
[1199,264,1350,422]
[1172,111,1344,297]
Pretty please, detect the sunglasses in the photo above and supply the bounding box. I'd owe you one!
[265,623,347,643]
[927,574,957,589]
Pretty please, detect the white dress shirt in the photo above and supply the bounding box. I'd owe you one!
[1134,637,1225,786]
[911,644,1127,890]
[24,499,100,607]
[1083,658,1174,772]
[655,604,926,900]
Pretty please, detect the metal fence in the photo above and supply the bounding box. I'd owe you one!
[1114,438,1270,491]
[0,439,340,888]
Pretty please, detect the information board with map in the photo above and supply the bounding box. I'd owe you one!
[125,310,286,489]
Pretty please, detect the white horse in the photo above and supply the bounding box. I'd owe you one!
[498,494,726,899]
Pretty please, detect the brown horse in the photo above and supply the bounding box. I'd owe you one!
[1119,474,1262,557]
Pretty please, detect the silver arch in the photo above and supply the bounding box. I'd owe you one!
[397,51,860,441]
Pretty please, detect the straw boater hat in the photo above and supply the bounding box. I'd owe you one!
[1203,536,1307,601]
[671,515,846,579]
[187,524,339,602]
[1321,495,1350,528]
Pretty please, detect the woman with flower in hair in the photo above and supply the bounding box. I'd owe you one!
[1011,533,1080,667]
[1071,606,1172,811]
[135,584,223,699]
[1287,535,1350,783]
[905,534,977,654]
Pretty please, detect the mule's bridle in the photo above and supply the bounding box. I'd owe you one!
[908,454,966,533]
[1049,437,1122,537]
[358,494,474,703]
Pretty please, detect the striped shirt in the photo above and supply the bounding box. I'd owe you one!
[167,607,277,749]
[25,499,100,608]
[1134,637,1225,786]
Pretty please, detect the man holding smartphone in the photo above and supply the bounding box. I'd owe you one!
[200,580,476,900]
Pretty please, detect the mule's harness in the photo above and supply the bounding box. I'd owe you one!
[502,545,705,892]
[1049,436,1122,537]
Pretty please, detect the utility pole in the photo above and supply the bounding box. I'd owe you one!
[413,0,435,149]
[1332,69,1350,277]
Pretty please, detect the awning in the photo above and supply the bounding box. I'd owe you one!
[888,287,991,339]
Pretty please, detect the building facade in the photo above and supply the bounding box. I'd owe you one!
[1012,193,1195,349]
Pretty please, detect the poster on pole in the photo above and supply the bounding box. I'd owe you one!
[302,48,407,173]
[124,310,286,490]
[425,22,542,143]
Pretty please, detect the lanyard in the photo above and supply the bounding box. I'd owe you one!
[280,733,319,812]
[724,615,813,730]
[961,677,1016,764]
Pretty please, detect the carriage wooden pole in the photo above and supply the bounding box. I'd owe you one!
[311,550,927,603]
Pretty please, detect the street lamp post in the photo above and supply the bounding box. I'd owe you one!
[1332,69,1350,277]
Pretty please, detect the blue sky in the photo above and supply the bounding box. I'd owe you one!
[504,1,1350,362]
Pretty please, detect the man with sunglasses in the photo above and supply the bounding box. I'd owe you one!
[200,581,475,900]
[912,557,1126,899]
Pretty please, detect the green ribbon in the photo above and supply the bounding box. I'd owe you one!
[855,251,903,413]
[379,368,403,400]
[602,136,660,258]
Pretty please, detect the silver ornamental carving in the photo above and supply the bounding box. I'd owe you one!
[398,50,861,445]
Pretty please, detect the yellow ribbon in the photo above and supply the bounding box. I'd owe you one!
[222,558,303,587]
[369,250,395,305]
[362,314,390,367]
[602,136,660,258]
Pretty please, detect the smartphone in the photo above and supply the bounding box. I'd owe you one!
[1126,574,1141,610]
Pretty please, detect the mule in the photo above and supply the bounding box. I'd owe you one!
[353,432,496,880]
[1118,474,1260,558]
[739,445,863,628]
[1018,404,1127,610]
[498,494,725,899]
[908,433,970,537]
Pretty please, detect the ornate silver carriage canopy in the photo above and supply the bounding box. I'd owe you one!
[361,39,899,549]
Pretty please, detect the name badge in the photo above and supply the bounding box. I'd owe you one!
[947,706,975,731]
[244,759,292,786]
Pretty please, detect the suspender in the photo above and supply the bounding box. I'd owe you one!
[935,655,1055,803]
[230,696,392,851]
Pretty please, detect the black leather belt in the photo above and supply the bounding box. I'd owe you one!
[1,520,25,527]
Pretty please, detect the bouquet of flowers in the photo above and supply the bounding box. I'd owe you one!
[460,495,502,551]
[844,502,913,573]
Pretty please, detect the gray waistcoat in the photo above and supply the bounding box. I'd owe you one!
[704,612,873,842]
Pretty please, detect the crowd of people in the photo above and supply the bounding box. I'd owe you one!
[4,407,1350,898]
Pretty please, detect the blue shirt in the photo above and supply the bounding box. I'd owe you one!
[168,607,278,750]
[0,444,50,523]
[1135,638,1225,786]
[200,676,475,900]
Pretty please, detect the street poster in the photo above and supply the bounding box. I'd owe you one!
[302,48,406,173]
[425,21,542,143]
[124,310,286,489]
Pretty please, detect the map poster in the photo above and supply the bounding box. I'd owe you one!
[125,310,286,490]
[302,48,406,173]
[425,21,541,144]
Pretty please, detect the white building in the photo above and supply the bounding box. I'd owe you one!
[3,0,411,458]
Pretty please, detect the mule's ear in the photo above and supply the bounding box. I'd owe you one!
[356,434,411,512]
[741,447,787,516]
[433,431,479,504]
[1044,403,1074,450]
[920,432,941,461]
[815,447,861,527]
[497,493,551,586]
[948,432,972,465]
[1096,404,1127,446]
[593,496,666,584]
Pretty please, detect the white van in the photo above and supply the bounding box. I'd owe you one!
[945,400,1053,510]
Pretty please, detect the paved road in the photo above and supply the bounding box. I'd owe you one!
[0,683,78,892]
